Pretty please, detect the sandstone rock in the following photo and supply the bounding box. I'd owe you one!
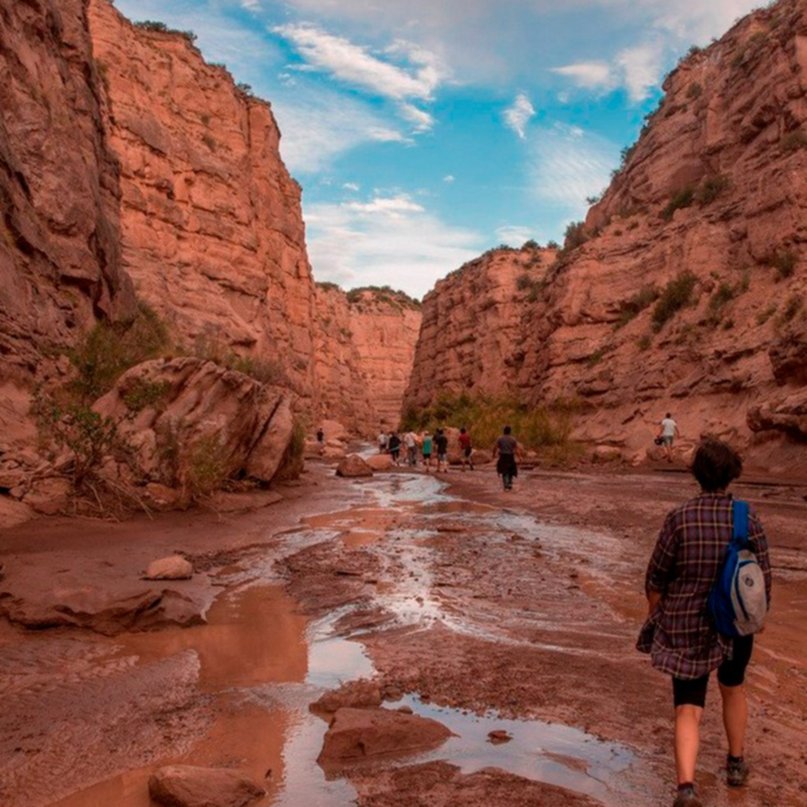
[95,358,294,490]
[145,555,193,581]
[322,445,347,460]
[487,729,513,744]
[336,455,373,478]
[470,449,493,465]
[318,707,452,765]
[304,440,325,459]
[365,454,394,471]
[148,765,265,807]
[748,389,807,438]
[22,477,72,515]
[592,445,623,463]
[0,496,34,529]
[311,679,383,715]
[144,483,183,511]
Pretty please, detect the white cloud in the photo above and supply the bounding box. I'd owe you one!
[495,225,534,246]
[305,196,483,298]
[343,182,360,191]
[503,93,535,139]
[616,42,664,102]
[240,0,261,10]
[399,102,435,132]
[550,61,614,90]
[443,175,455,183]
[528,124,618,220]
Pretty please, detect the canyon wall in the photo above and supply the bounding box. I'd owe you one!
[0,0,136,448]
[405,0,807,470]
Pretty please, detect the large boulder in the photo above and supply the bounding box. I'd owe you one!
[148,765,265,807]
[95,358,295,492]
[365,453,393,471]
[336,455,374,478]
[747,389,807,439]
[318,707,452,765]
[145,555,193,581]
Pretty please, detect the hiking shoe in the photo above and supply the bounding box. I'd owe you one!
[727,757,749,787]
[672,785,702,807]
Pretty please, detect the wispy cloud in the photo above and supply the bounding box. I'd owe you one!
[550,61,613,90]
[503,93,535,139]
[273,23,444,130]
[495,225,534,246]
[305,195,482,298]
[528,123,618,221]
[443,175,455,183]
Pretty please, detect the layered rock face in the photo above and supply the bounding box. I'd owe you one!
[312,286,422,432]
[0,0,135,440]
[405,0,807,470]
[88,0,315,395]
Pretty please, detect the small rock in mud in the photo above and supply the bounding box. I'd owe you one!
[318,707,452,765]
[145,554,193,580]
[311,679,383,715]
[487,729,513,744]
[336,455,374,478]
[148,764,265,807]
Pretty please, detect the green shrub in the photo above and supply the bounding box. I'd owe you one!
[563,221,589,250]
[546,240,560,250]
[68,303,169,402]
[652,272,697,329]
[696,174,730,205]
[185,433,230,499]
[522,239,540,250]
[780,130,807,152]
[638,334,652,351]
[770,249,797,280]
[778,294,803,324]
[191,335,289,385]
[122,379,171,412]
[661,187,695,221]
[709,282,736,311]
[516,273,532,291]
[687,81,703,99]
[616,285,659,328]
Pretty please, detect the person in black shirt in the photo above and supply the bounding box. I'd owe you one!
[492,425,519,490]
[435,429,449,473]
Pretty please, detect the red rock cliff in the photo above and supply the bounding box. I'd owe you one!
[405,0,807,471]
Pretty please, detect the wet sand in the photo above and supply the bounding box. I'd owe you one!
[0,459,805,806]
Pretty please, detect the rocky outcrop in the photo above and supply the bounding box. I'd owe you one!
[88,0,315,396]
[94,357,295,494]
[405,0,807,470]
[148,765,265,807]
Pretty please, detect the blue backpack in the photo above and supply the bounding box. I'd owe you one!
[707,500,768,637]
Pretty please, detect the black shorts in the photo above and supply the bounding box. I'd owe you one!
[672,635,754,707]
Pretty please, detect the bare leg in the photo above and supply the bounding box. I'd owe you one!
[719,682,747,757]
[674,704,703,784]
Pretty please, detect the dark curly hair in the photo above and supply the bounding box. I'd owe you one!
[691,437,743,492]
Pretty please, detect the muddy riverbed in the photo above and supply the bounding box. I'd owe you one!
[1,458,805,806]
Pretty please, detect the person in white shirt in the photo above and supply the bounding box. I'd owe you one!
[404,431,419,467]
[658,413,680,463]
[378,430,388,453]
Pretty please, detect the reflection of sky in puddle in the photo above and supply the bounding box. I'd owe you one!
[368,474,453,508]
[387,695,634,806]
[306,609,376,689]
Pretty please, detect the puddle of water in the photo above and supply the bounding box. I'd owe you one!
[115,585,309,690]
[388,695,634,805]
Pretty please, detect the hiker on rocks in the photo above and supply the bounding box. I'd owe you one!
[421,431,433,471]
[637,438,772,807]
[378,429,388,454]
[492,425,519,490]
[434,428,449,473]
[316,427,324,444]
[404,430,419,467]
[657,412,680,463]
[388,432,401,466]
[458,427,473,471]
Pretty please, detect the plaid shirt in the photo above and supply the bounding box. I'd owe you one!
[637,492,772,679]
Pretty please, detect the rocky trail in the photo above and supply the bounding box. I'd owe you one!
[1,456,806,807]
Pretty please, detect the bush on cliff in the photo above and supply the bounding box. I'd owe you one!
[652,272,698,330]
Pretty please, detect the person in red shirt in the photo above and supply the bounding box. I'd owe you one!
[458,427,473,471]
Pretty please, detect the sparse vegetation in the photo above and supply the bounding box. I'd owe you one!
[345,285,421,309]
[316,281,341,293]
[770,248,797,280]
[687,82,703,99]
[546,240,560,250]
[122,378,171,412]
[185,433,230,500]
[586,347,608,368]
[68,302,169,402]
[522,239,540,250]
[661,187,695,221]
[638,334,653,351]
[563,221,589,251]
[696,174,730,205]
[400,393,582,464]
[516,273,532,291]
[652,271,698,330]
[778,294,803,325]
[191,334,290,385]
[202,133,216,151]
[756,304,777,325]
[134,20,197,42]
[615,285,659,328]
[780,129,807,152]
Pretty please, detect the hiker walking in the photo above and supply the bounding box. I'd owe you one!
[388,432,401,466]
[657,412,680,463]
[434,428,449,473]
[378,429,388,453]
[492,425,519,490]
[316,427,324,444]
[458,427,473,471]
[421,431,433,471]
[404,430,419,467]
[637,438,771,807]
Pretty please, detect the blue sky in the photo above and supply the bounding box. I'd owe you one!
[113,0,764,298]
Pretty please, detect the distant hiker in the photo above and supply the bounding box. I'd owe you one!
[434,429,449,473]
[388,432,401,465]
[458,427,473,471]
[492,425,519,491]
[657,412,680,463]
[637,438,772,807]
[378,429,389,453]
[404,430,419,467]
[316,427,324,444]
[421,431,433,471]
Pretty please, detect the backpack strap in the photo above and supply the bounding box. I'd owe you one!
[732,499,749,545]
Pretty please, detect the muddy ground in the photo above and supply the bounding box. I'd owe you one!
[0,456,805,806]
